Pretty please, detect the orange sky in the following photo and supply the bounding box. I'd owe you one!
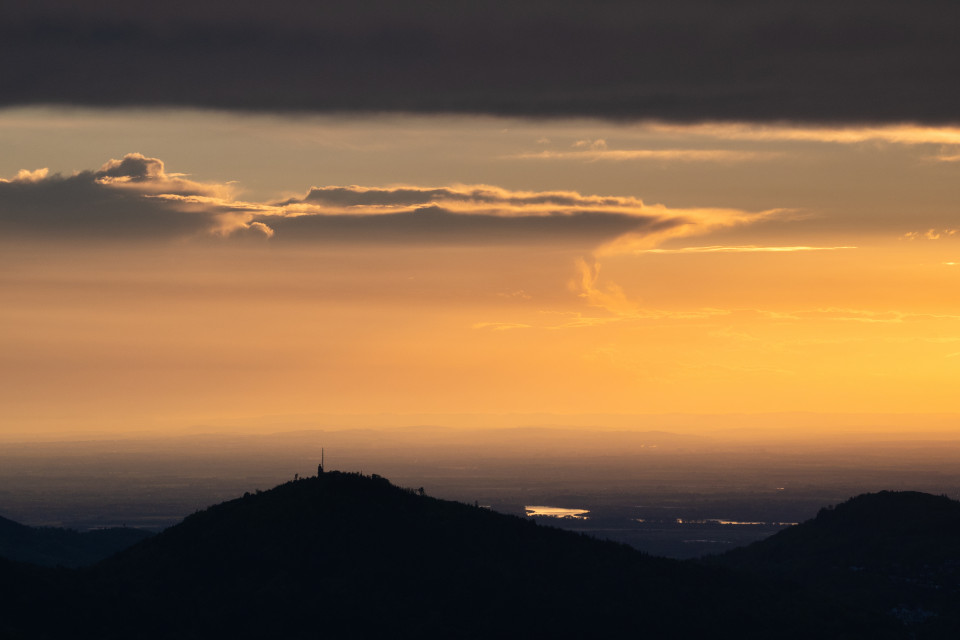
[2,109,959,439]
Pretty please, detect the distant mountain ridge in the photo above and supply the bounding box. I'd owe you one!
[4,474,957,638]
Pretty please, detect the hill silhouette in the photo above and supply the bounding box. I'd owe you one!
[714,491,960,638]
[0,473,923,638]
[0,514,151,568]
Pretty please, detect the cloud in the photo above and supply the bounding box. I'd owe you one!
[0,153,227,239]
[257,184,771,247]
[513,148,777,163]
[2,168,49,183]
[497,290,532,300]
[247,221,275,238]
[97,154,166,181]
[902,229,958,241]
[594,207,788,256]
[290,185,632,211]
[649,123,960,146]
[637,245,857,254]
[3,1,960,123]
[252,206,650,246]
[471,322,532,331]
[573,139,607,150]
[570,258,637,315]
[0,154,775,247]
[761,308,960,324]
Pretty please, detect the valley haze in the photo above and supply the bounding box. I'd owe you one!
[4,413,959,559]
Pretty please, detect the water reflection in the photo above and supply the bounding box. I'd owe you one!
[526,505,590,519]
[674,518,798,526]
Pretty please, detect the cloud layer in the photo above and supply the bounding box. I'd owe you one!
[1,154,772,247]
[3,1,960,123]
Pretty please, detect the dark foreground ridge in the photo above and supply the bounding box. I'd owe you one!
[713,491,960,638]
[1,473,947,639]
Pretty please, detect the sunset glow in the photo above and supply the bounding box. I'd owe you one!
[1,109,959,439]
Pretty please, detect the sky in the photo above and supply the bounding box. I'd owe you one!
[2,2,960,440]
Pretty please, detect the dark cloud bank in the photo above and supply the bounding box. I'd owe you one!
[3,0,960,123]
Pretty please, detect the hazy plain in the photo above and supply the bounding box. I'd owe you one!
[4,417,959,558]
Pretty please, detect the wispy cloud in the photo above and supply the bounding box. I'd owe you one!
[637,245,857,254]
[594,208,788,256]
[520,308,734,330]
[566,257,750,321]
[278,183,662,217]
[513,148,775,163]
[902,229,958,241]
[489,306,960,335]
[759,308,960,324]
[471,322,532,331]
[570,258,637,315]
[648,123,960,147]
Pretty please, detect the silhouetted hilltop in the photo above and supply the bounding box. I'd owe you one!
[0,514,151,568]
[0,474,909,639]
[714,491,960,638]
[88,472,808,638]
